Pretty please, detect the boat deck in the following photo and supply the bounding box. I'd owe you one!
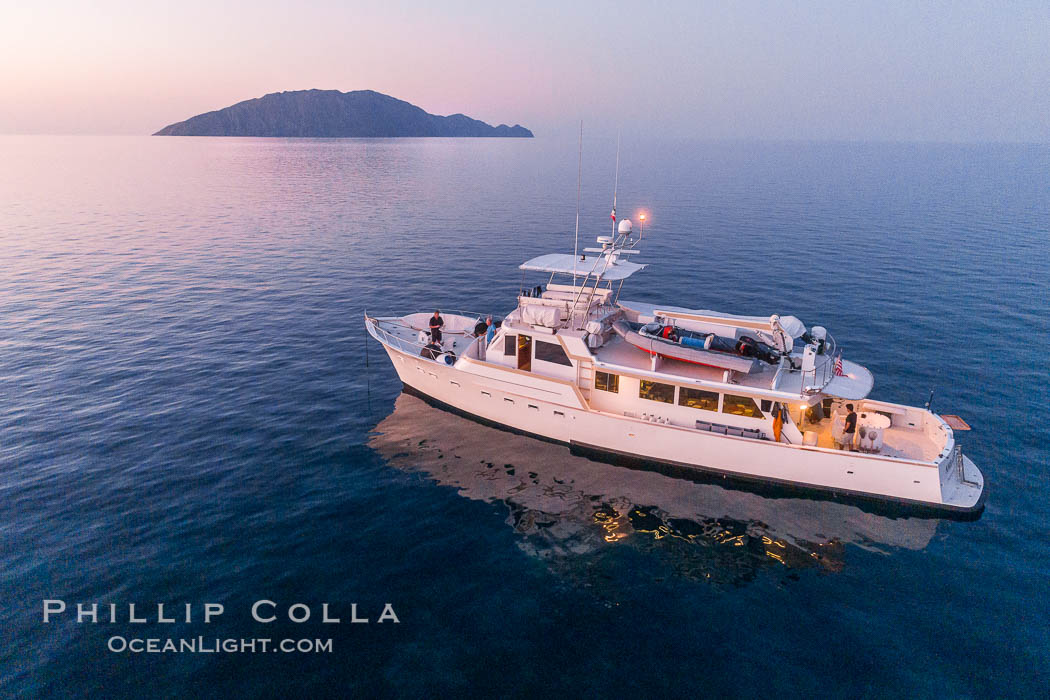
[594,332,872,399]
[801,417,942,461]
[369,313,484,358]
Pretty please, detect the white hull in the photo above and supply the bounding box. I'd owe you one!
[375,338,985,517]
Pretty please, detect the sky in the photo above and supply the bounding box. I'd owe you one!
[1,0,1048,141]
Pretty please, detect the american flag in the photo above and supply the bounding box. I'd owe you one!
[833,352,845,377]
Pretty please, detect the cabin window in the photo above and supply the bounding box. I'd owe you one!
[504,334,516,356]
[595,371,619,393]
[534,340,572,367]
[679,387,719,412]
[639,380,675,404]
[722,394,763,418]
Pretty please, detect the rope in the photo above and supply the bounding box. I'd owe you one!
[364,321,373,416]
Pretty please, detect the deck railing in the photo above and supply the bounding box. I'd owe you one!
[365,311,489,357]
[365,315,424,356]
[947,443,980,486]
[800,331,839,395]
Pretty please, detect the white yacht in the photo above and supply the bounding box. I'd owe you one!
[366,220,986,518]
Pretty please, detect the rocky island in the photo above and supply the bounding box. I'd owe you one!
[153,89,533,138]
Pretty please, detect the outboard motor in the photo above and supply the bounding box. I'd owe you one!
[811,326,827,355]
[756,344,780,365]
[736,336,758,358]
[736,336,780,365]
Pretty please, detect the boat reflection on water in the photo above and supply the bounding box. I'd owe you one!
[368,394,937,587]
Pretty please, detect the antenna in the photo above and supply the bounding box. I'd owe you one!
[573,120,582,286]
[611,130,620,239]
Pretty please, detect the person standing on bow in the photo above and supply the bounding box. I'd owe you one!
[429,310,444,343]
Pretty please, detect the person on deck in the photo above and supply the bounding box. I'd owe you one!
[485,316,496,346]
[844,403,858,450]
[429,310,444,343]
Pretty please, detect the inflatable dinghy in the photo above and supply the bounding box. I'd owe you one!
[611,320,776,373]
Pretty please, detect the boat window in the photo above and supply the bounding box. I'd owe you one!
[504,334,516,356]
[517,334,532,372]
[639,380,675,404]
[534,340,572,367]
[722,394,763,418]
[679,387,719,412]
[595,371,619,393]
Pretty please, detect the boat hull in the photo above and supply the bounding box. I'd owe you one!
[376,342,985,520]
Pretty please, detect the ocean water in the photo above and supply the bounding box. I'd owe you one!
[1,135,1047,698]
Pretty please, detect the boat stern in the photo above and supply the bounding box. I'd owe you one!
[938,447,986,518]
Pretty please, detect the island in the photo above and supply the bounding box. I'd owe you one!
[153,89,534,138]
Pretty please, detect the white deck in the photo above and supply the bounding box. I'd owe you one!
[368,312,484,356]
[801,417,943,461]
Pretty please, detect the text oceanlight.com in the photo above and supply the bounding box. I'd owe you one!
[107,637,333,654]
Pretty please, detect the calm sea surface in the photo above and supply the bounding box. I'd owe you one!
[1,135,1048,698]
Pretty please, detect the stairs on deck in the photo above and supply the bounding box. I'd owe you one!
[577,359,594,403]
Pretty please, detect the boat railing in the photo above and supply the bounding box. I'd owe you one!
[945,443,979,485]
[365,315,424,355]
[517,292,614,331]
[946,443,962,476]
[365,310,488,357]
[800,331,838,394]
[420,309,490,325]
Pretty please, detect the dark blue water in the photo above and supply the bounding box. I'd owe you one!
[2,135,1047,698]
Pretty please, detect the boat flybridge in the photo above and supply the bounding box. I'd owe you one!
[366,220,985,518]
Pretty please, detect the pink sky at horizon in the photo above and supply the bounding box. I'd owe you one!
[2,1,1049,142]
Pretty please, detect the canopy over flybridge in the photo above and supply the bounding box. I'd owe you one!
[522,217,649,282]
[519,253,646,281]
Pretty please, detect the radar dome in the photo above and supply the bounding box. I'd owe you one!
[618,219,633,234]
